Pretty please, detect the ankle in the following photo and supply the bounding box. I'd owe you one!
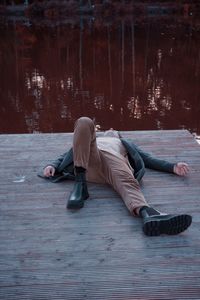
[139,206,161,218]
[75,166,86,174]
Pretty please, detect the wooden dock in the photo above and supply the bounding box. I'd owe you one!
[0,130,200,300]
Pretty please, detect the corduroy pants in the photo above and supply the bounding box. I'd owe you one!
[73,117,148,215]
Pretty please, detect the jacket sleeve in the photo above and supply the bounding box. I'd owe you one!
[47,152,67,170]
[135,146,175,173]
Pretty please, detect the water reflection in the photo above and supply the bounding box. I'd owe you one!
[0,15,199,134]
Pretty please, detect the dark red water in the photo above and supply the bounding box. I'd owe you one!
[0,15,200,134]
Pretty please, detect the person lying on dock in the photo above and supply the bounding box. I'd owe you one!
[42,117,192,236]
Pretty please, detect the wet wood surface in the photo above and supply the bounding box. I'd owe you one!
[0,130,200,299]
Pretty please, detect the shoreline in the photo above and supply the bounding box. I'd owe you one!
[1,2,200,18]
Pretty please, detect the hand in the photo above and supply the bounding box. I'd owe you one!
[43,166,55,177]
[173,162,189,176]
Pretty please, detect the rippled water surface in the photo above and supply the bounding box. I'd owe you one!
[0,15,200,134]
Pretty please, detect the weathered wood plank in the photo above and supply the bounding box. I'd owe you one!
[0,130,200,300]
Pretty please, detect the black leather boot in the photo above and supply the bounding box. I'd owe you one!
[139,206,192,236]
[67,172,89,209]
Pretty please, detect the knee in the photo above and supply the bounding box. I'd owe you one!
[75,117,94,128]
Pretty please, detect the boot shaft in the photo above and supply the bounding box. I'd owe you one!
[75,172,86,182]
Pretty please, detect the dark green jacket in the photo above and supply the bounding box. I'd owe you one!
[39,138,175,182]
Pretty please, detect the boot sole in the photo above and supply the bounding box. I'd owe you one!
[67,194,89,209]
[143,214,192,236]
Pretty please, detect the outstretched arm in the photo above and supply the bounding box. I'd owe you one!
[43,148,73,177]
[43,152,67,177]
[136,146,189,176]
[136,146,175,173]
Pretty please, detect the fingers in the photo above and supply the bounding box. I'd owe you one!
[182,165,189,175]
[178,162,189,174]
[179,167,187,176]
[51,167,55,176]
[43,167,49,177]
[43,166,55,177]
[176,162,190,176]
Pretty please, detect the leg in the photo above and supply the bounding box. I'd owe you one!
[101,152,192,236]
[67,117,103,209]
[73,116,106,184]
[101,151,148,216]
[73,117,100,170]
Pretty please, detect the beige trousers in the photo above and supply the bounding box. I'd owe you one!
[73,117,148,215]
